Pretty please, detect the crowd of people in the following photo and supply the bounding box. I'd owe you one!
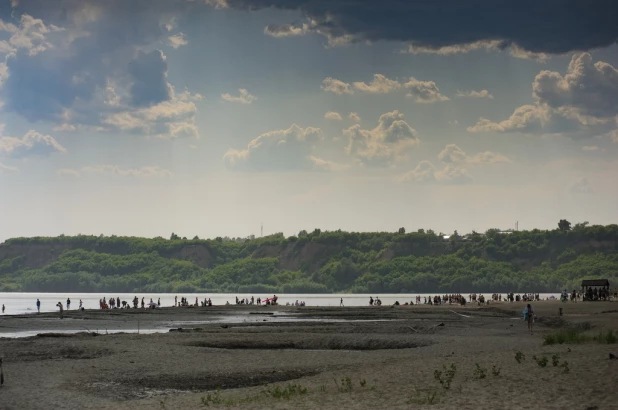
[2,289,616,317]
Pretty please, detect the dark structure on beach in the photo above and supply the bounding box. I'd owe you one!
[581,279,611,301]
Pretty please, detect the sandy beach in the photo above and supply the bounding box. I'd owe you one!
[1,301,617,409]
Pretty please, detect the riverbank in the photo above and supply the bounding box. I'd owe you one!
[0,301,617,409]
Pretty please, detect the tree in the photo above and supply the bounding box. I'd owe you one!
[417,229,425,234]
[558,219,572,231]
[398,227,406,234]
[170,233,180,240]
[572,221,589,231]
[298,230,308,237]
[193,235,200,240]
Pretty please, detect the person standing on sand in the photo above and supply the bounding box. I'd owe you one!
[524,303,534,334]
[340,298,344,307]
[79,299,83,309]
[56,302,64,319]
[36,298,41,313]
[2,304,4,314]
[66,298,71,310]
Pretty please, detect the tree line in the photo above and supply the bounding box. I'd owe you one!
[0,221,616,293]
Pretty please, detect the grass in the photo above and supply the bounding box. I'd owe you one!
[407,389,443,405]
[473,363,487,379]
[201,383,309,407]
[263,383,308,399]
[434,364,457,389]
[336,377,353,393]
[533,355,548,367]
[514,351,525,363]
[544,329,617,345]
[592,330,617,344]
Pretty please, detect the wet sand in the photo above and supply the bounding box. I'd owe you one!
[0,301,617,409]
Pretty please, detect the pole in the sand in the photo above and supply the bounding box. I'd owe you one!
[1,357,4,385]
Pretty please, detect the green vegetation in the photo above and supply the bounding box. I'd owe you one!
[473,363,487,379]
[533,355,549,367]
[543,329,617,345]
[1,222,617,293]
[433,364,457,389]
[514,351,526,363]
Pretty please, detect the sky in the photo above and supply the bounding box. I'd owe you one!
[0,0,617,241]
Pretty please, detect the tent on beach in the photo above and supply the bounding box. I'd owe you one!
[581,279,610,289]
[581,279,611,301]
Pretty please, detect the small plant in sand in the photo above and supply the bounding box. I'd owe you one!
[560,361,570,374]
[491,365,501,377]
[201,389,224,406]
[514,351,525,363]
[360,378,367,388]
[263,383,308,399]
[407,389,442,405]
[473,363,487,380]
[551,354,561,367]
[433,363,457,389]
[336,377,353,393]
[532,355,548,367]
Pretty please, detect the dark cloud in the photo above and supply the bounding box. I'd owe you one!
[128,50,172,107]
[0,0,201,136]
[216,0,618,54]
[3,51,83,122]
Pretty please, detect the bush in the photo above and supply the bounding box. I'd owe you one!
[543,329,588,345]
[592,330,617,344]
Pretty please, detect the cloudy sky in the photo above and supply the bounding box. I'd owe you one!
[0,0,617,241]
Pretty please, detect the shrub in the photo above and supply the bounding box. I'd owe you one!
[533,355,548,367]
[514,351,526,363]
[473,364,487,379]
[434,364,457,389]
[543,329,588,345]
[592,330,617,344]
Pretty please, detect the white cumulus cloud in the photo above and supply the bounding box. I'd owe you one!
[404,77,449,103]
[321,77,354,95]
[81,165,173,178]
[353,74,400,94]
[224,124,334,172]
[343,110,419,166]
[348,112,361,122]
[468,53,618,139]
[324,111,342,120]
[221,88,257,104]
[402,144,510,185]
[0,130,66,158]
[456,89,494,99]
[168,32,188,48]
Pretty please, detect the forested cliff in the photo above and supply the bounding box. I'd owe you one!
[1,222,617,293]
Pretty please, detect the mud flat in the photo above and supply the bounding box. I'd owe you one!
[1,301,617,409]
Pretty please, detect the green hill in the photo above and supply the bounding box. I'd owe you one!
[1,222,617,293]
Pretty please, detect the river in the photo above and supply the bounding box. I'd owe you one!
[0,292,561,315]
